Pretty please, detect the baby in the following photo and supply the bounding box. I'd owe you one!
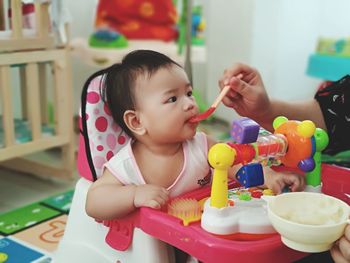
[85,50,305,221]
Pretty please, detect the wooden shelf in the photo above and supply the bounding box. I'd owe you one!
[69,37,207,68]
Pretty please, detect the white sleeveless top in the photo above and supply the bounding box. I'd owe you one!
[104,132,211,198]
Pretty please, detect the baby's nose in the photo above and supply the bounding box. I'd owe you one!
[184,98,197,111]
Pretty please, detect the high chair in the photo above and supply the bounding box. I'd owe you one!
[54,69,175,262]
[55,67,323,263]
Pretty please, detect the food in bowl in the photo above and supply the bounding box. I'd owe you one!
[275,196,345,225]
[265,192,350,253]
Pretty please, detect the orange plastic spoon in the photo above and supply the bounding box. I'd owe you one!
[189,74,243,123]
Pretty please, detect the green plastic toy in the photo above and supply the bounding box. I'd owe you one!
[305,128,329,187]
[89,29,128,49]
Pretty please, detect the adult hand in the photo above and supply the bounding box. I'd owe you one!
[218,63,271,122]
[331,224,350,263]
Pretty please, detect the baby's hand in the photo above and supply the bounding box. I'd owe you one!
[133,184,169,209]
[263,167,306,194]
[331,224,350,263]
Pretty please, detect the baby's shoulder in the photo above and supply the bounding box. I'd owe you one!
[106,145,131,165]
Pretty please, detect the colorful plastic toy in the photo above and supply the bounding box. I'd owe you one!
[236,163,264,187]
[202,143,275,238]
[230,116,329,189]
[89,29,128,49]
[208,143,236,208]
[201,116,329,238]
[167,198,201,226]
[191,4,205,46]
[231,117,260,144]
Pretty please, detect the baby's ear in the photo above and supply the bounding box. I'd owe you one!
[123,110,146,136]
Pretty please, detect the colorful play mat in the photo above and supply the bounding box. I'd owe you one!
[0,190,73,263]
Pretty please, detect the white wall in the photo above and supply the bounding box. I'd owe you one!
[66,0,350,122]
[205,0,255,121]
[66,0,98,114]
[205,0,350,123]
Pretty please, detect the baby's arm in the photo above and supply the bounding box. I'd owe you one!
[86,169,169,220]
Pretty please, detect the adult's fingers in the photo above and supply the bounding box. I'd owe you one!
[343,224,350,241]
[331,244,349,263]
[338,235,350,261]
[228,77,255,98]
[219,63,253,87]
[221,91,240,108]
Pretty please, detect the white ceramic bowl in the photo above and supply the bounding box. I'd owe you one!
[264,192,350,253]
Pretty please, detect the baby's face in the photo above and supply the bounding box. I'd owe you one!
[134,65,199,143]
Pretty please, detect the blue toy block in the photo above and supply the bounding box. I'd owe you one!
[236,163,264,188]
[231,117,260,144]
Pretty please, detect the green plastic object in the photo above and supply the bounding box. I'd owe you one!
[192,37,205,46]
[305,128,329,187]
[306,152,322,187]
[89,34,128,49]
[239,192,252,201]
[177,0,187,55]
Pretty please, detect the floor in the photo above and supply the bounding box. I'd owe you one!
[0,149,79,262]
[0,166,78,214]
[0,166,75,262]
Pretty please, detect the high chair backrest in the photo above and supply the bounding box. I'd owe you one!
[78,67,130,181]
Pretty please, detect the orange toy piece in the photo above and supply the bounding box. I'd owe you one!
[274,118,313,168]
[227,143,255,165]
[168,198,202,226]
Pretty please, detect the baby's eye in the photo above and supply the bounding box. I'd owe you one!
[187,90,193,97]
[166,96,177,103]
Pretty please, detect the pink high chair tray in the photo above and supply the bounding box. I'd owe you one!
[103,165,348,263]
[104,182,307,262]
[138,181,307,263]
[322,164,350,205]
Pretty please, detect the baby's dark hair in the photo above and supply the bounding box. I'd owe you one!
[101,50,181,138]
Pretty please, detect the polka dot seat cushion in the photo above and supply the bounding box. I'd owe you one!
[78,71,130,181]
